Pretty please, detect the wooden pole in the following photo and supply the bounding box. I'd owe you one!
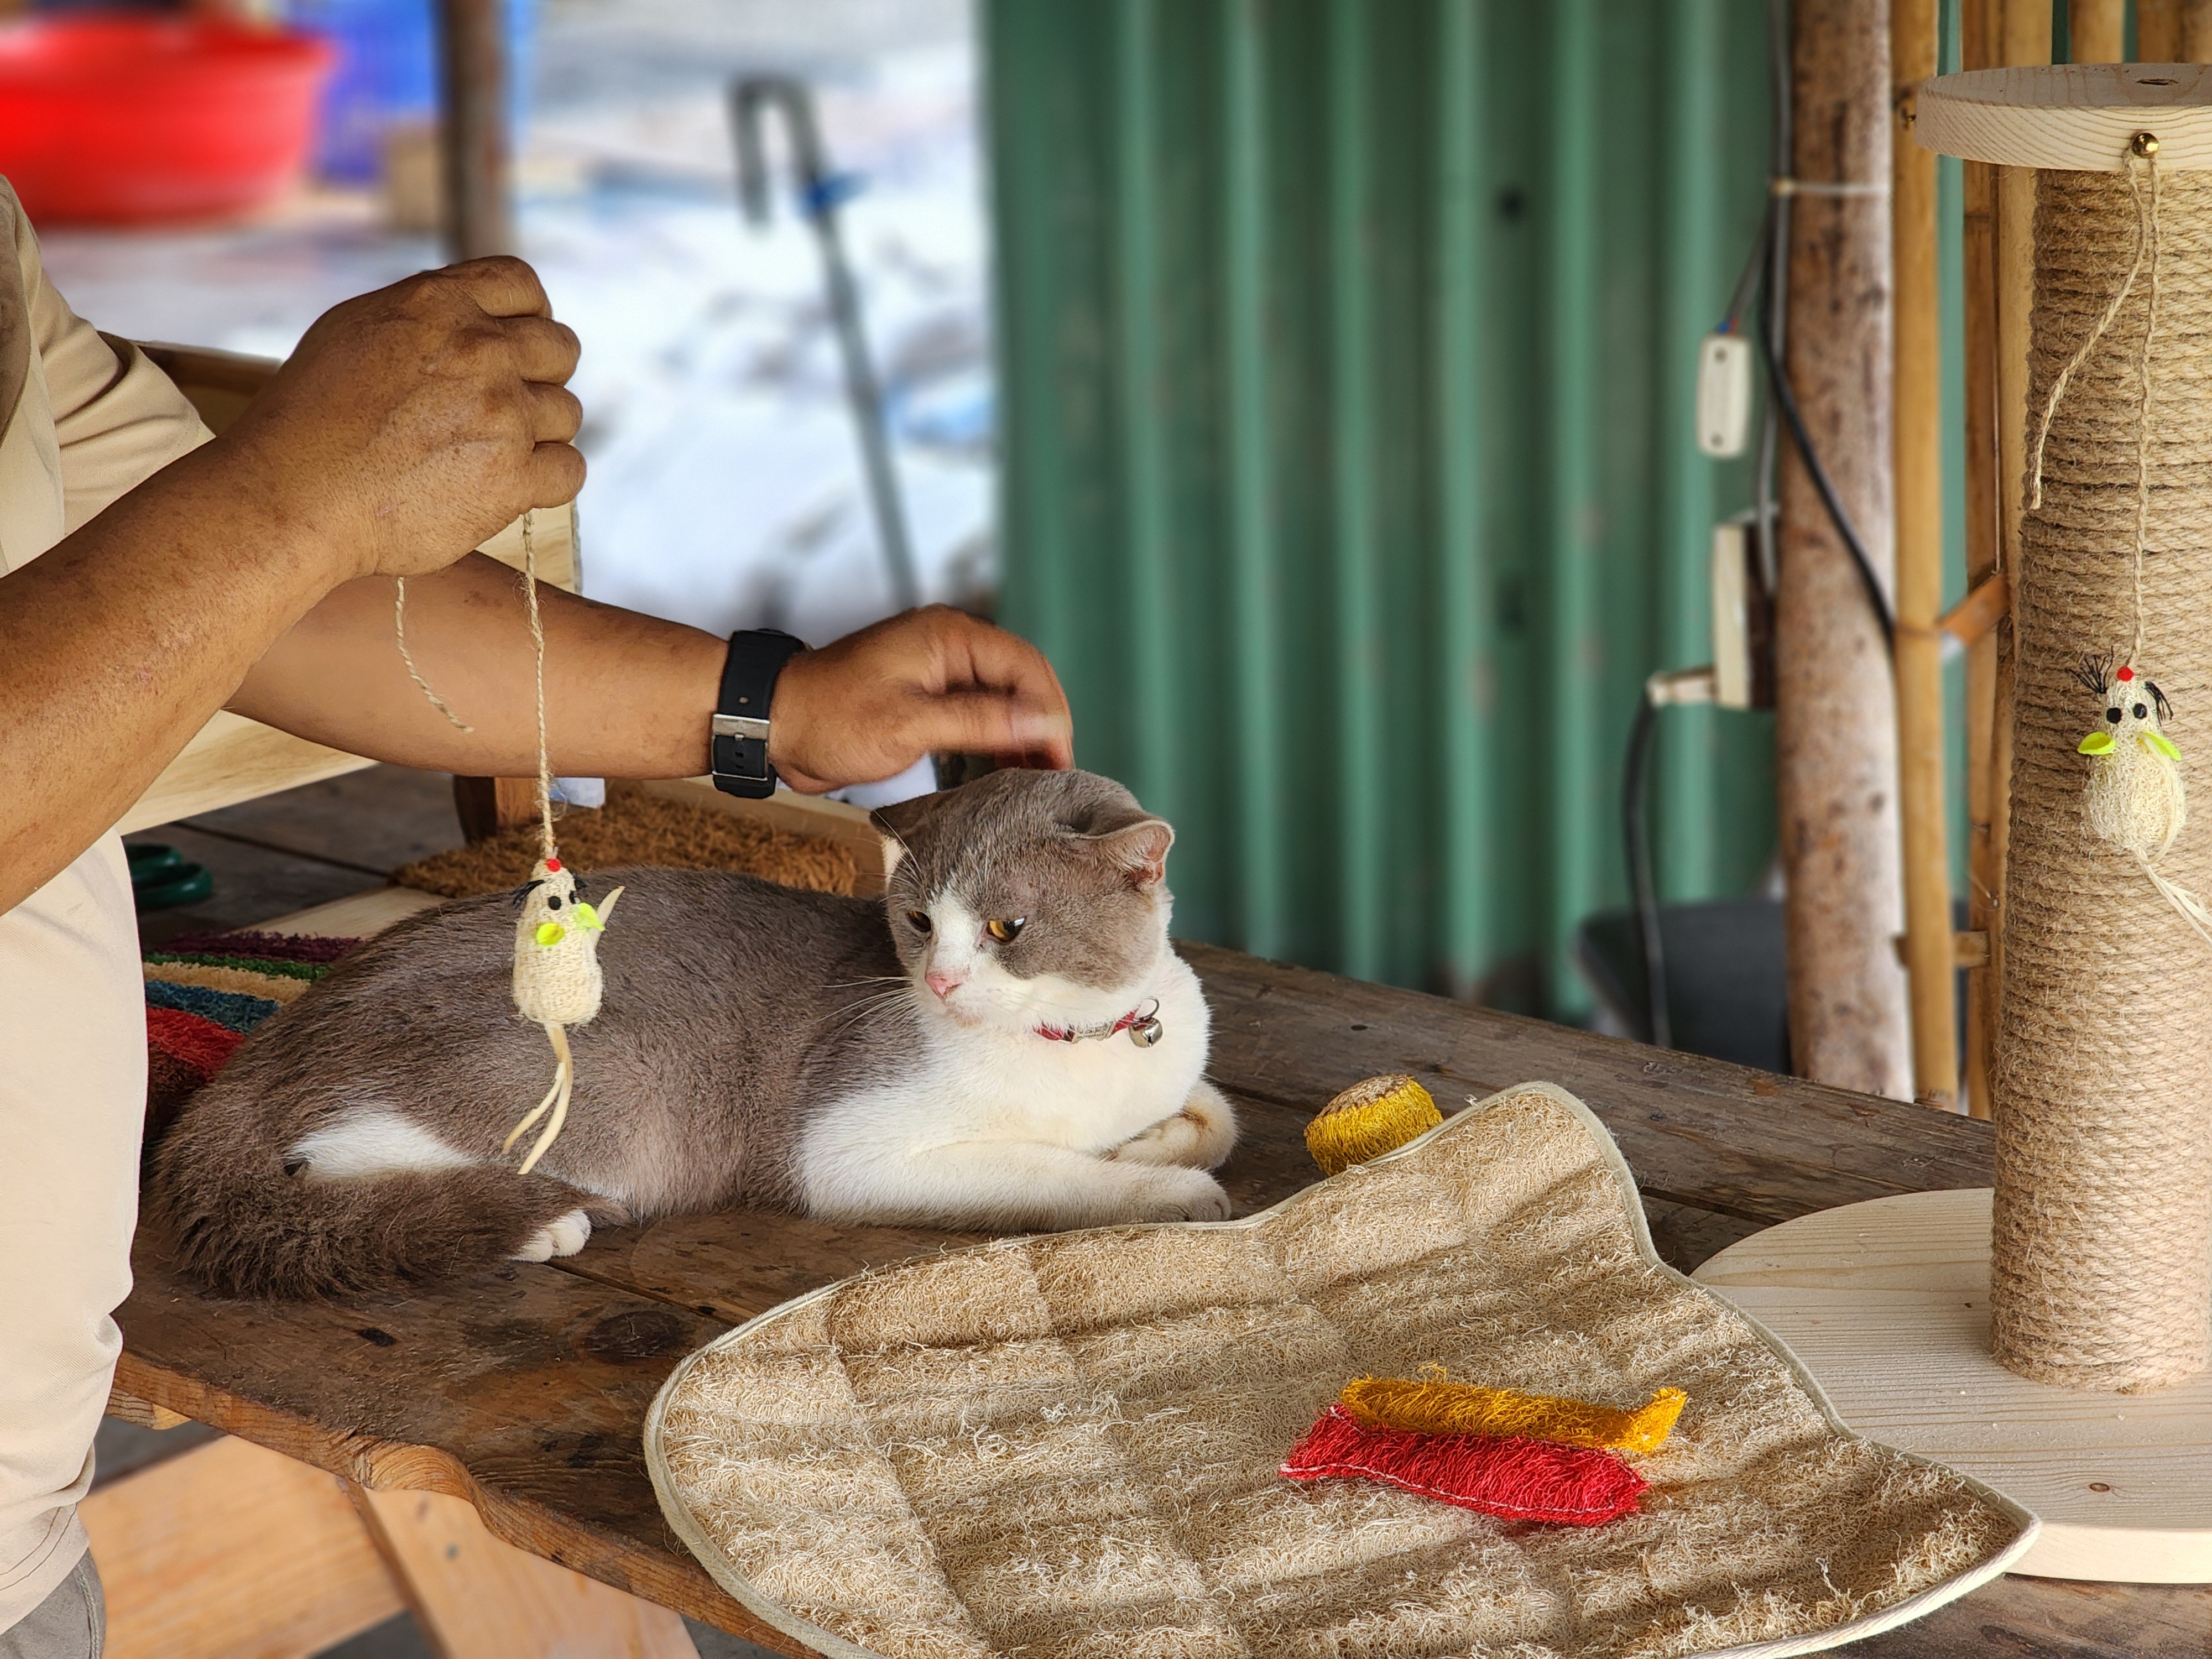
[436,0,533,839]
[437,0,512,262]
[2141,0,2182,60]
[2067,0,2125,61]
[1775,0,1910,1099]
[1960,0,2000,1119]
[1893,0,1953,1108]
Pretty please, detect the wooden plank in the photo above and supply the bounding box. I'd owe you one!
[249,884,442,938]
[1178,942,1997,1218]
[80,1435,404,1659]
[354,1484,699,1658]
[116,713,378,838]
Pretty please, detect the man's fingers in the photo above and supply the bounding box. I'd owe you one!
[526,382,584,445]
[441,254,552,319]
[525,441,587,509]
[926,610,1071,713]
[907,689,1073,768]
[505,314,581,385]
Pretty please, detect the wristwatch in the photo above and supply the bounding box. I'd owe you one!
[711,629,806,798]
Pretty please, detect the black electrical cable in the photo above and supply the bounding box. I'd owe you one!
[1755,277,1898,648]
[1622,691,1671,1050]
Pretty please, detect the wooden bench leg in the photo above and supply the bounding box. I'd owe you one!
[349,1484,699,1659]
[79,1432,698,1659]
[80,1435,405,1659]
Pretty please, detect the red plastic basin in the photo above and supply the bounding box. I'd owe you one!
[0,14,335,226]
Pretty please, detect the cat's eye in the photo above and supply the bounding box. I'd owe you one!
[987,917,1026,943]
[907,910,933,934]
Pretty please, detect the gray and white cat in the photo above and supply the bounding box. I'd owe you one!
[150,769,1237,1300]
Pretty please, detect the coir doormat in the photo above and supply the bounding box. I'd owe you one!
[647,1083,2036,1659]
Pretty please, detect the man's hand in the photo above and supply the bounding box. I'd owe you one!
[218,257,583,583]
[766,607,1074,794]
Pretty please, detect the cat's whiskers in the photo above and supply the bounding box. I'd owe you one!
[816,984,916,1041]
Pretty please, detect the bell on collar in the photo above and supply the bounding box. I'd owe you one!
[1128,1014,1164,1048]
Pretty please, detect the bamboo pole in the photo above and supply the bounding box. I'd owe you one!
[2185,0,2212,61]
[1978,0,2049,1105]
[1960,0,2000,1119]
[2141,0,2182,60]
[1776,0,1911,1099]
[2067,0,2124,61]
[1893,0,1953,1108]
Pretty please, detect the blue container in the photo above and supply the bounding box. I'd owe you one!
[289,0,533,184]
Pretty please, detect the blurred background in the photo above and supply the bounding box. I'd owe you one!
[6,0,1989,1034]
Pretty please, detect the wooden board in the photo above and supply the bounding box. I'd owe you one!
[1694,1188,2212,1584]
[115,712,378,838]
[80,1434,405,1659]
[1918,63,2212,170]
[354,1484,698,1658]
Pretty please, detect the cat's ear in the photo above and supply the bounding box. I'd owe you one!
[1076,816,1174,886]
[871,794,946,881]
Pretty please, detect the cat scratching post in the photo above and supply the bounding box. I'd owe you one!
[1698,64,2212,1583]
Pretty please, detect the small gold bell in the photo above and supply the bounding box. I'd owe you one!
[1129,1015,1164,1048]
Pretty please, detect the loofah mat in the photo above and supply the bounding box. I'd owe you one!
[396,784,857,899]
[648,1084,2036,1659]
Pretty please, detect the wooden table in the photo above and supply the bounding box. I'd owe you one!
[115,921,2212,1656]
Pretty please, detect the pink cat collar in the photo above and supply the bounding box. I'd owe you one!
[1036,998,1163,1048]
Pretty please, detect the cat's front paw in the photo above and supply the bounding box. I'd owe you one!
[511,1207,592,1263]
[1121,1166,1233,1223]
[1111,1081,1239,1170]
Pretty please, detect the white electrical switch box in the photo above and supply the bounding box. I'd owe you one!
[1695,331,1754,458]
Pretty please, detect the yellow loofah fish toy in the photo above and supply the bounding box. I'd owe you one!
[1340,1369,1688,1457]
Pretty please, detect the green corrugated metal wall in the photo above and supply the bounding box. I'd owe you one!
[987,0,1814,1016]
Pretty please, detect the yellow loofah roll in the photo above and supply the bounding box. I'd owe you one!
[1305,1074,1443,1176]
[1341,1371,1688,1456]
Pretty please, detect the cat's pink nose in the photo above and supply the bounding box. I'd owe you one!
[926,969,964,999]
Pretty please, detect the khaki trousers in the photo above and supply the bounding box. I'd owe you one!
[0,844,143,1632]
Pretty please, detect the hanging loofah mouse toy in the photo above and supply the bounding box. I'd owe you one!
[395,511,621,1173]
[504,854,623,1173]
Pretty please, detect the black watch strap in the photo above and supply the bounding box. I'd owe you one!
[711,629,806,798]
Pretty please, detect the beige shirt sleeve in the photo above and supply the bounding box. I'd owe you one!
[12,206,212,539]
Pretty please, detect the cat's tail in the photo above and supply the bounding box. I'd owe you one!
[149,1111,607,1300]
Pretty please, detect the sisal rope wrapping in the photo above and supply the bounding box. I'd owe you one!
[1992,165,2212,1392]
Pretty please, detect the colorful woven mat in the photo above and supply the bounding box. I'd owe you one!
[143,930,357,1140]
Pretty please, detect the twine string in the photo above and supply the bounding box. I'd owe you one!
[394,577,474,732]
[518,509,557,864]
[2136,157,2162,666]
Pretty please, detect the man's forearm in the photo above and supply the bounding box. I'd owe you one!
[229,552,727,780]
[0,440,347,912]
